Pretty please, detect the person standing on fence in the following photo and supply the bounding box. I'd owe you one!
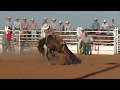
[21,17,29,40]
[50,18,57,31]
[28,18,38,41]
[91,18,100,35]
[42,17,49,26]
[13,17,21,34]
[65,21,73,34]
[101,19,109,35]
[58,21,64,34]
[78,29,85,54]
[1,30,7,53]
[109,19,116,30]
[83,32,92,56]
[5,16,13,30]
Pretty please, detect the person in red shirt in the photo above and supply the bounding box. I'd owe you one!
[6,29,12,52]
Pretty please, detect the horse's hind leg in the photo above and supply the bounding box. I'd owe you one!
[46,48,50,62]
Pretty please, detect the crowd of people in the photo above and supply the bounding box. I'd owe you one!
[1,16,117,54]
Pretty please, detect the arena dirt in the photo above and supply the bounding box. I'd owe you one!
[0,50,120,79]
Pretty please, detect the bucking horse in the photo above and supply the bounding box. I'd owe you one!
[38,32,81,65]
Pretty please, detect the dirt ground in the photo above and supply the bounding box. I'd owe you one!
[0,50,120,79]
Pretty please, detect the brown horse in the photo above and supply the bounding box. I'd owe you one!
[38,32,81,65]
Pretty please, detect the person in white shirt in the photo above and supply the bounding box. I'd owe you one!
[51,18,57,31]
[101,20,109,35]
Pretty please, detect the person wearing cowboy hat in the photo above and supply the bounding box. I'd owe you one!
[50,18,57,31]
[5,16,13,30]
[78,28,86,54]
[42,17,48,26]
[43,23,53,37]
[65,21,73,34]
[109,19,116,30]
[58,20,64,34]
[28,18,38,40]
[101,19,109,35]
[13,17,21,34]
[21,17,29,30]
[83,32,92,56]
[91,18,100,31]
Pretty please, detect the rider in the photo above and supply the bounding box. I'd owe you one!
[42,23,64,53]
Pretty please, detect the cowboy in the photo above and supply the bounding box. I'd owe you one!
[109,19,116,30]
[13,17,21,34]
[91,18,100,35]
[21,17,29,30]
[28,18,38,40]
[65,21,73,34]
[101,19,109,35]
[5,16,13,30]
[78,28,85,54]
[50,18,57,31]
[83,32,93,56]
[42,17,48,26]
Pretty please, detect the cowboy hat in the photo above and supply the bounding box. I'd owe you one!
[15,17,19,20]
[59,21,62,23]
[66,21,69,23]
[7,16,11,19]
[94,18,98,21]
[103,19,107,22]
[44,17,47,20]
[43,24,50,30]
[31,18,34,20]
[23,17,27,20]
[52,18,56,21]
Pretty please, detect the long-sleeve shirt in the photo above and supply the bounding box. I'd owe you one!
[28,22,38,30]
[21,21,29,30]
[79,32,85,41]
[101,23,109,30]
[65,24,72,31]
[42,21,48,26]
[13,21,21,30]
[83,36,91,43]
[91,22,100,30]
[58,24,64,31]
[51,22,57,30]
[5,21,13,28]
[44,28,53,37]
[6,32,11,41]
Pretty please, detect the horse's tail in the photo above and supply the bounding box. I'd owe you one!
[64,44,81,64]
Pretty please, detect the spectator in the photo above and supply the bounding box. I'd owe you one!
[58,21,64,34]
[1,30,7,53]
[51,18,57,31]
[65,21,73,34]
[28,18,38,40]
[21,17,29,39]
[78,28,85,54]
[101,19,109,30]
[42,17,48,26]
[13,17,21,34]
[109,19,116,30]
[83,32,92,56]
[101,20,109,35]
[6,29,12,53]
[5,16,13,30]
[91,18,100,35]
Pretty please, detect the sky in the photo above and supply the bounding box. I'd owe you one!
[0,11,119,29]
